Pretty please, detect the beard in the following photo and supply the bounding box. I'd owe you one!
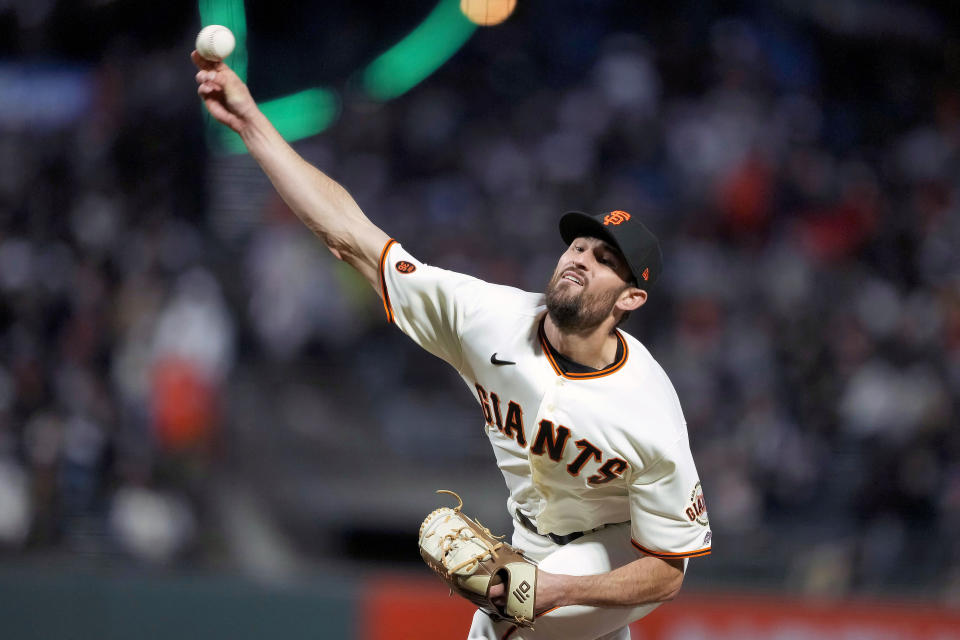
[545,270,625,333]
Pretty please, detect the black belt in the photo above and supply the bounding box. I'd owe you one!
[514,510,586,546]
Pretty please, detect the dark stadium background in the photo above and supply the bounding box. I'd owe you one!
[0,1,958,637]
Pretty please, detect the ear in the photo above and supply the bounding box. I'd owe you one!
[616,287,648,313]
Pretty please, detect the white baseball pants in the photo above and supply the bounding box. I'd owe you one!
[466,521,662,640]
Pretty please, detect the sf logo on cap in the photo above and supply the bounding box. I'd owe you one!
[603,210,631,226]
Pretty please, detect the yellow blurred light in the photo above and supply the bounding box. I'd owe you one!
[459,0,517,26]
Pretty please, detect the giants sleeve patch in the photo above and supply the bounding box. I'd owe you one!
[686,481,708,526]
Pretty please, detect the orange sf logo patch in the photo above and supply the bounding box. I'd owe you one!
[395,261,416,274]
[641,267,650,281]
[603,210,631,226]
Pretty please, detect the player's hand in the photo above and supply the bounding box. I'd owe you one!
[489,581,506,609]
[489,569,567,616]
[191,51,256,133]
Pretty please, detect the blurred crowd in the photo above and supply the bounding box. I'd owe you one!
[0,0,958,602]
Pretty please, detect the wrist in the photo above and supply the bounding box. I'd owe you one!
[536,570,575,612]
[237,107,274,144]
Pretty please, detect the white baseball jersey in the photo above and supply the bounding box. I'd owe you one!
[379,240,711,561]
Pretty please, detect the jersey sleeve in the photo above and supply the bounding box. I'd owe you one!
[627,436,712,559]
[378,240,483,371]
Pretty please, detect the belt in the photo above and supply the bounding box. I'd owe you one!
[514,510,587,546]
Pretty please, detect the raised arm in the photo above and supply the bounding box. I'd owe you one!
[192,51,390,292]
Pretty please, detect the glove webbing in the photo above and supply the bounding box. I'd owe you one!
[441,526,504,574]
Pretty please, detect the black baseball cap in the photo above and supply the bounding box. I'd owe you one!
[559,210,662,289]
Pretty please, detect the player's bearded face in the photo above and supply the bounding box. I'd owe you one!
[545,266,627,332]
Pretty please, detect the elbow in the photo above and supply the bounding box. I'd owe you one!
[658,571,685,603]
[298,212,352,262]
[324,225,376,266]
[326,232,363,264]
[660,582,682,602]
[325,233,350,261]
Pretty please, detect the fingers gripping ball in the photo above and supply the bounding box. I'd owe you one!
[196,25,236,62]
[419,490,538,628]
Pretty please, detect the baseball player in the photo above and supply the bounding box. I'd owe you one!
[193,52,710,640]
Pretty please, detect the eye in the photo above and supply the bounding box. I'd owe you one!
[598,252,617,267]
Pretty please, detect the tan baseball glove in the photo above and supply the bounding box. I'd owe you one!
[418,490,538,628]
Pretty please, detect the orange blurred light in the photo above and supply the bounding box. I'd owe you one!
[151,357,218,452]
[459,0,517,26]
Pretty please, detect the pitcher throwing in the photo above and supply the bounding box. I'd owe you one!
[193,48,711,640]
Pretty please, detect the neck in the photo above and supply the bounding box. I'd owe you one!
[543,313,620,369]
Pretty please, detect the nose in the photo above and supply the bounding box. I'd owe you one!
[570,250,590,271]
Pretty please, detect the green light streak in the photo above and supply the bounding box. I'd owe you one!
[216,88,340,153]
[199,0,476,153]
[362,0,477,101]
[198,0,248,81]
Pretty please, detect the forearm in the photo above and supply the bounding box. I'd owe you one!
[238,108,389,285]
[538,556,684,610]
[194,55,390,290]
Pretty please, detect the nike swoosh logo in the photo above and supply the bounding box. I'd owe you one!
[490,353,516,366]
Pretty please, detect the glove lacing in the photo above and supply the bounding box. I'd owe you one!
[431,490,507,575]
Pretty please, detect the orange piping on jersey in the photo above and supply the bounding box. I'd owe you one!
[631,538,712,559]
[378,239,397,323]
[538,318,629,380]
[500,626,519,640]
[536,606,560,617]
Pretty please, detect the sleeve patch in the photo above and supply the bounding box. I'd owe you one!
[685,481,709,526]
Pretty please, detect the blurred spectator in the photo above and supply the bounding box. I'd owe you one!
[108,485,196,564]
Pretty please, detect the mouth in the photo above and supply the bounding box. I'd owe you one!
[560,270,584,287]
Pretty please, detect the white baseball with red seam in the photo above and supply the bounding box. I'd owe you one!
[196,25,235,62]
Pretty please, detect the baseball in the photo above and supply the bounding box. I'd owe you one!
[460,0,517,26]
[195,25,235,62]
